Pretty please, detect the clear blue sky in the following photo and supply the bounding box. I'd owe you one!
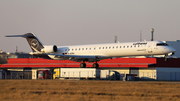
[0,0,180,52]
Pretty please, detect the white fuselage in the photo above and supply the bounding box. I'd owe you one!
[49,41,176,60]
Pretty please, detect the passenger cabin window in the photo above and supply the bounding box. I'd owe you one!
[116,46,118,48]
[156,43,169,46]
[82,48,84,50]
[99,47,101,49]
[123,46,125,48]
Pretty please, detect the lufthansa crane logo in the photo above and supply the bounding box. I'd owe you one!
[31,39,39,49]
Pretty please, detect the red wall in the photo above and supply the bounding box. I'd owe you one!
[0,58,157,68]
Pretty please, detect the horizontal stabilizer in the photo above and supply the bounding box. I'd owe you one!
[5,33,36,38]
[6,35,27,37]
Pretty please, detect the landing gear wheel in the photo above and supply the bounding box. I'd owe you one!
[80,63,86,68]
[93,63,99,68]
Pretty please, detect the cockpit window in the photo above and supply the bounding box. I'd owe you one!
[156,43,169,46]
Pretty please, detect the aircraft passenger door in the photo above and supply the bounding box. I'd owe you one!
[153,43,157,51]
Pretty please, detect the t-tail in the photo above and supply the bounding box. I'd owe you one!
[6,33,57,54]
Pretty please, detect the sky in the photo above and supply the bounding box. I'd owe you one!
[0,0,180,53]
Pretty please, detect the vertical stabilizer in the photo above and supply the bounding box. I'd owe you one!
[6,33,44,52]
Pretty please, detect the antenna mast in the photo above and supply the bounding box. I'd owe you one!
[114,36,117,43]
[140,30,142,41]
[151,28,154,41]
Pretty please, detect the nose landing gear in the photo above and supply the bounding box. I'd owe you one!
[165,54,168,61]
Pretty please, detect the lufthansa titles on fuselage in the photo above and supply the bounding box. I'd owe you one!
[133,42,147,45]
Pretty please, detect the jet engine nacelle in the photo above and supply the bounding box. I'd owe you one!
[41,45,57,53]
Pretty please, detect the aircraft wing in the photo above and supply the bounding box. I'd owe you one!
[47,54,110,62]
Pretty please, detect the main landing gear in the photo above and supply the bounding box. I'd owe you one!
[165,54,168,61]
[80,62,86,68]
[93,62,99,68]
[80,61,99,68]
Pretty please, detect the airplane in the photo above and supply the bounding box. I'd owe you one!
[6,33,176,68]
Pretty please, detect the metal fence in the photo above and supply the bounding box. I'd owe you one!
[109,71,180,81]
[1,71,180,81]
[1,71,54,80]
[2,71,32,79]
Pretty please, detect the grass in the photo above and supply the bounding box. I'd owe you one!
[0,80,180,101]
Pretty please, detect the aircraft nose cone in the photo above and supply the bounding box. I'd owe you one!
[169,47,176,53]
[164,46,176,53]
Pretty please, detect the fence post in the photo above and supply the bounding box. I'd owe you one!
[11,72,12,79]
[52,71,53,79]
[49,70,53,79]
[5,72,6,79]
[22,72,24,79]
[44,73,46,79]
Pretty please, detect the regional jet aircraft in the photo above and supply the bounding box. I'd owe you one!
[6,33,176,68]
